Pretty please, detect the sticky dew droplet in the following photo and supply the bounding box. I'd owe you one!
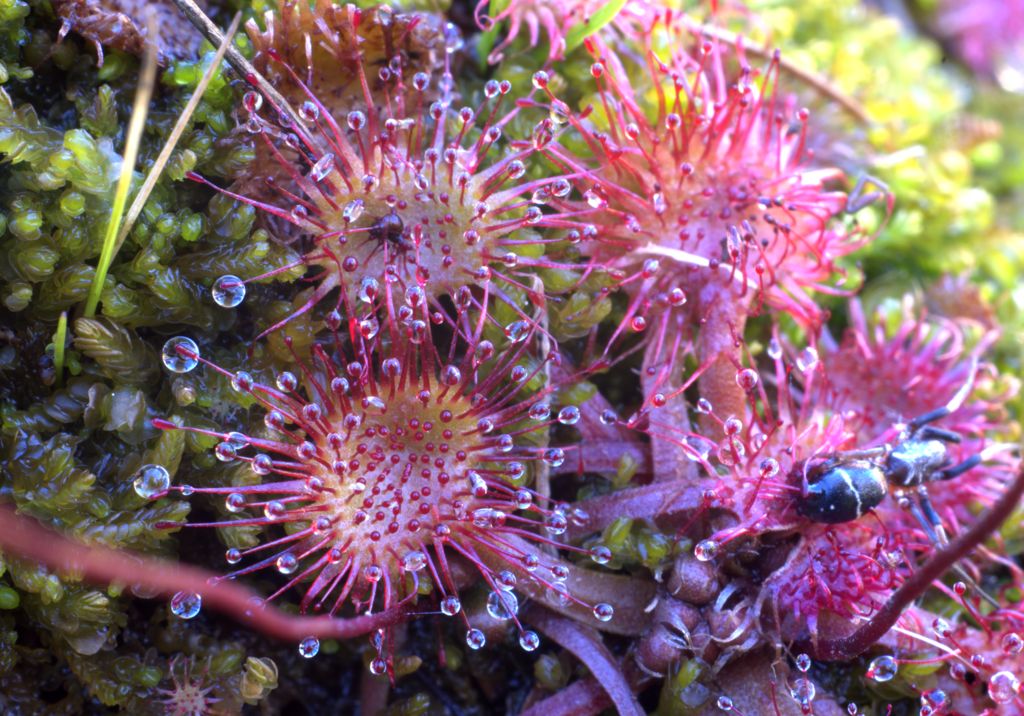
[162,337,199,373]
[866,655,897,683]
[1000,632,1023,655]
[496,570,517,590]
[169,591,201,619]
[921,689,948,713]
[557,406,580,425]
[694,539,718,562]
[132,464,170,499]
[988,671,1021,704]
[486,590,519,620]
[440,595,461,616]
[298,637,320,658]
[211,275,246,308]
[519,631,540,651]
[796,347,819,372]
[545,513,568,535]
[466,628,486,650]
[276,553,298,574]
[789,677,816,709]
[735,368,759,391]
[400,551,427,572]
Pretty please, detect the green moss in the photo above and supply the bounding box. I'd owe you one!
[0,586,20,610]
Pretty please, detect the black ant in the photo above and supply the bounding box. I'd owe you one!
[796,359,998,604]
[369,210,412,252]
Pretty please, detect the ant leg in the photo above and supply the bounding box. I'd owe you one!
[908,357,979,431]
[899,489,943,545]
[916,486,950,546]
[845,174,890,213]
[917,426,962,444]
[908,406,952,431]
[915,486,1000,608]
[935,455,982,481]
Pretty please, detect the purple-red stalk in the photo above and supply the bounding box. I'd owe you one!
[0,504,405,642]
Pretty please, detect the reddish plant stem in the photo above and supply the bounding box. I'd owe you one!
[476,535,656,636]
[0,505,405,642]
[520,665,653,716]
[521,676,612,716]
[567,481,709,541]
[806,463,1024,661]
[643,342,699,485]
[360,659,391,712]
[523,605,646,716]
[697,292,747,440]
[559,441,651,477]
[555,362,640,447]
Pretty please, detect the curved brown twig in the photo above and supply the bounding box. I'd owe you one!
[169,0,305,130]
[805,462,1024,660]
[0,505,405,642]
[523,605,645,716]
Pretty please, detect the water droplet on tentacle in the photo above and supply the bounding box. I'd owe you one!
[162,337,199,373]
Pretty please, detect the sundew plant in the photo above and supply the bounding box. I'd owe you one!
[0,0,1022,714]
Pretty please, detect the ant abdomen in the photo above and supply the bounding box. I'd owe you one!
[798,459,887,524]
